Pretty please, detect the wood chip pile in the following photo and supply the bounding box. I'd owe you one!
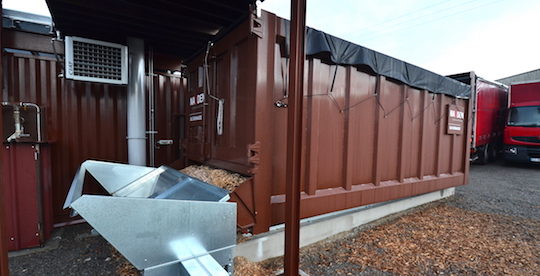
[180,165,248,192]
[234,256,273,276]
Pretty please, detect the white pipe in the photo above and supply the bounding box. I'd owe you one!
[127,37,147,166]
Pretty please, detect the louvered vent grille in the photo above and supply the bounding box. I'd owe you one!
[65,37,128,84]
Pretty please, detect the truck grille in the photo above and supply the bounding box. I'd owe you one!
[527,147,540,158]
[513,136,540,143]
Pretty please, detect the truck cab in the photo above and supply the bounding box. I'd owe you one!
[503,82,540,163]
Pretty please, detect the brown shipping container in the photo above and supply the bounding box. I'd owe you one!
[185,11,472,234]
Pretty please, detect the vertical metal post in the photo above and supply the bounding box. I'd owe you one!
[148,47,155,167]
[284,0,306,275]
[127,37,147,166]
[0,2,10,275]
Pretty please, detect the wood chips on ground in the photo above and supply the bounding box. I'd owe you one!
[261,204,540,275]
[317,205,540,275]
[112,255,272,276]
[111,247,139,276]
[234,256,273,276]
[180,165,247,192]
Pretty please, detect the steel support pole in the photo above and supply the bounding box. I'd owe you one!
[0,2,10,275]
[127,37,147,166]
[284,0,306,275]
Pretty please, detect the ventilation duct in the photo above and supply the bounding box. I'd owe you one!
[65,36,128,84]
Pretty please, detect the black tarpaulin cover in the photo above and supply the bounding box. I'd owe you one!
[280,21,471,98]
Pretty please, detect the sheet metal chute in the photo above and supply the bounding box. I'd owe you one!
[64,160,236,276]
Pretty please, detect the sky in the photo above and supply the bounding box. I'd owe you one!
[4,0,540,80]
[259,0,540,80]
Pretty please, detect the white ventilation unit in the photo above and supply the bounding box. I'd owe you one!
[65,36,128,85]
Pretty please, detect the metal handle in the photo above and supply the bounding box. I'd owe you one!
[156,139,173,146]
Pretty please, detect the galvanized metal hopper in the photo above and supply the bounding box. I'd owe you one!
[64,160,236,276]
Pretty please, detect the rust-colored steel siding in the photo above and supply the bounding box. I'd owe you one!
[2,144,42,250]
[186,11,471,234]
[270,66,469,224]
[1,143,53,251]
[3,53,128,223]
[185,18,258,175]
[209,38,256,169]
[3,49,186,224]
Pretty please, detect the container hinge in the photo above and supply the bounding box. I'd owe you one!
[250,14,263,38]
[247,141,261,174]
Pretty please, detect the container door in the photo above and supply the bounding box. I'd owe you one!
[207,42,256,174]
[151,74,186,168]
[184,67,208,163]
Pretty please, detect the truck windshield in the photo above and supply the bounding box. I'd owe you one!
[508,106,540,127]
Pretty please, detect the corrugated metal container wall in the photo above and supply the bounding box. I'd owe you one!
[186,11,471,234]
[3,53,128,223]
[2,49,186,224]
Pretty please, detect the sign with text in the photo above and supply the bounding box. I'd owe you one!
[189,93,205,106]
[447,104,465,135]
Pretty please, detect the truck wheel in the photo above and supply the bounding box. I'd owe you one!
[477,145,489,165]
[488,144,497,161]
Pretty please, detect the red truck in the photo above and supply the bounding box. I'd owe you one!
[503,81,540,163]
[449,72,508,164]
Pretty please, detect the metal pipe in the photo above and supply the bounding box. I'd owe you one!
[127,37,147,166]
[284,0,306,275]
[2,102,41,142]
[21,102,41,142]
[148,47,155,167]
[7,105,22,142]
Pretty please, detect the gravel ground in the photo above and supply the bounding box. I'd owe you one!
[8,160,540,275]
[447,160,540,220]
[8,224,137,275]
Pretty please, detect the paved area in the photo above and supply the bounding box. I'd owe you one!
[448,160,540,220]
